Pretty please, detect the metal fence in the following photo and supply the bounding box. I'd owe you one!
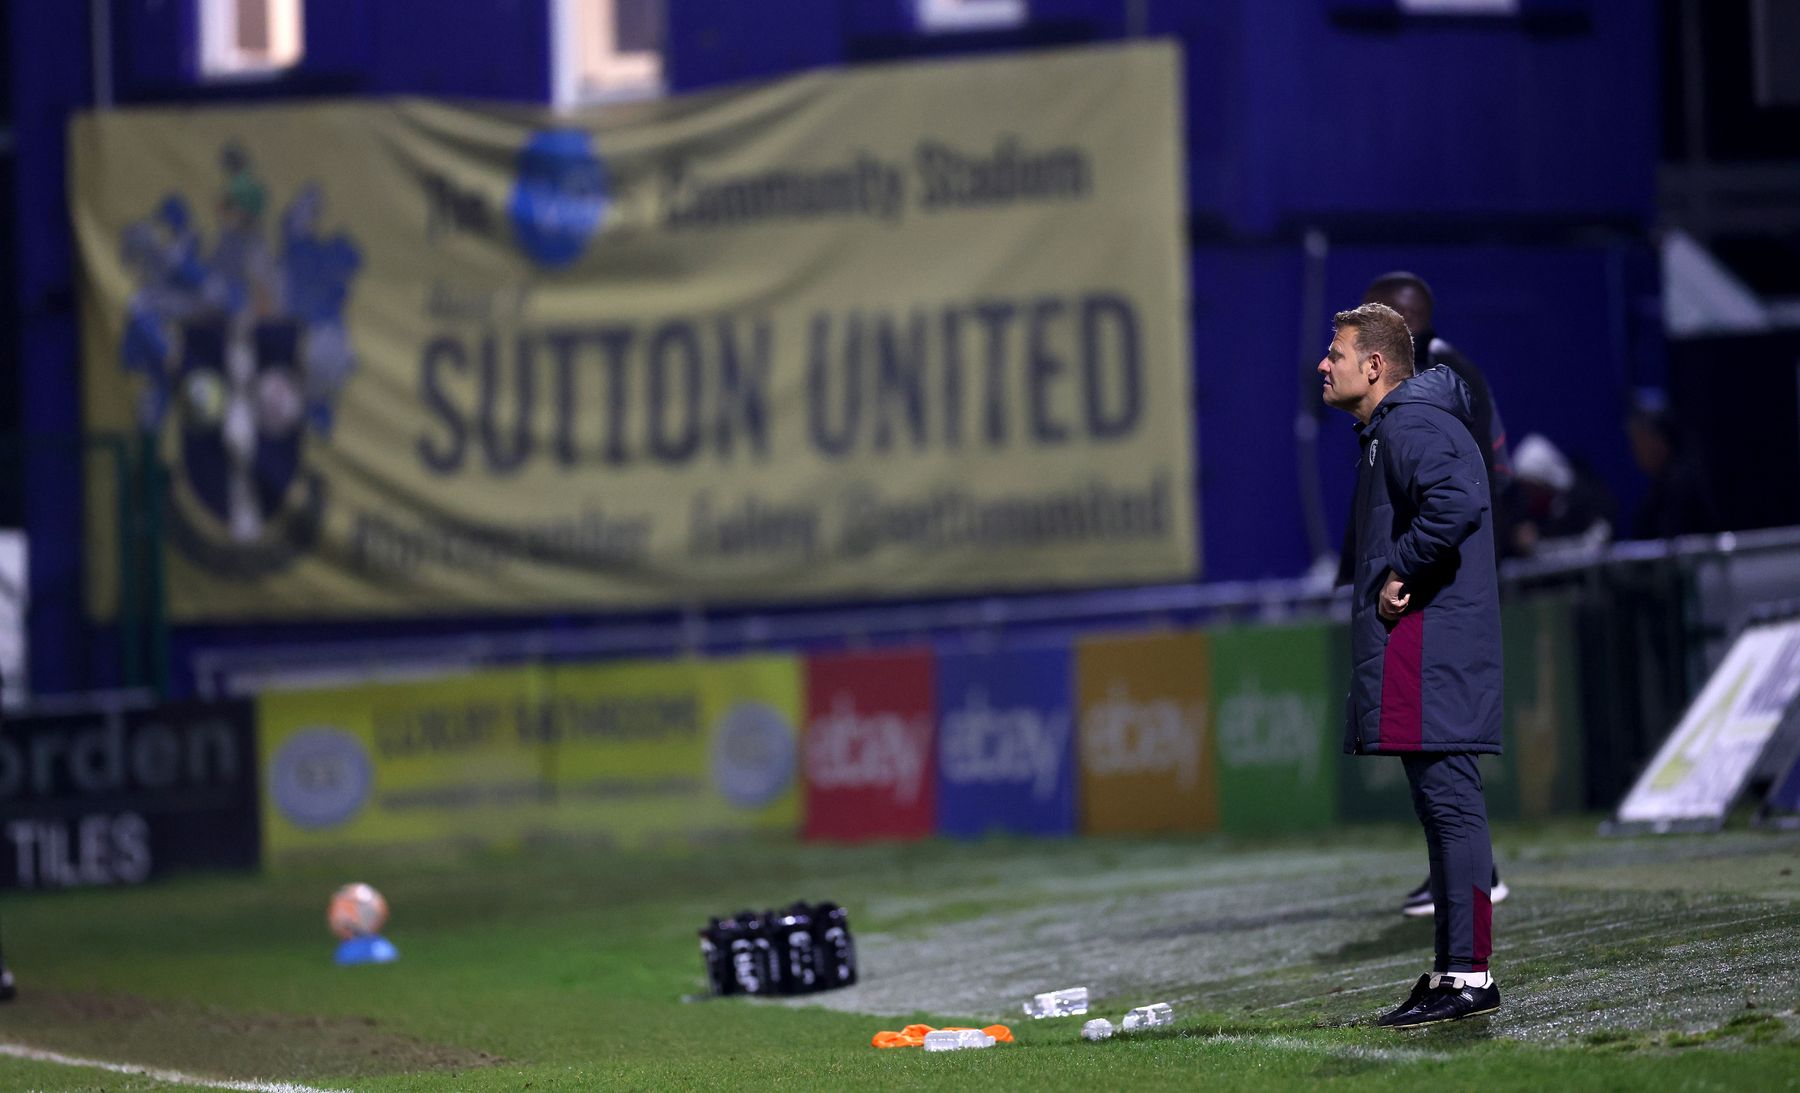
[2,431,167,705]
[190,528,1800,691]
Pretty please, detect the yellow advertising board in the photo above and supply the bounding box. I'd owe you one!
[259,655,800,863]
[546,655,802,845]
[72,43,1194,620]
[259,668,552,857]
[1075,630,1216,834]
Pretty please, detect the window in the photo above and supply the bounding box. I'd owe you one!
[554,0,665,107]
[915,0,1028,33]
[199,0,305,78]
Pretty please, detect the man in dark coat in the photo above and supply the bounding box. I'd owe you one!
[1343,272,1513,917]
[1320,303,1504,1027]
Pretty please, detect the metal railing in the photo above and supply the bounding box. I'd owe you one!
[191,525,1800,702]
[2,431,167,706]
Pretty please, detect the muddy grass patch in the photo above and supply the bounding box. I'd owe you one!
[2,988,505,1081]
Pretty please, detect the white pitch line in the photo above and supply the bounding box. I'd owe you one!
[1203,1033,1449,1063]
[0,1041,352,1093]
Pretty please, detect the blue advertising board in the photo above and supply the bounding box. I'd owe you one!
[934,645,1076,837]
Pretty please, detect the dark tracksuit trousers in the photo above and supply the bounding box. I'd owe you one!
[1402,753,1494,973]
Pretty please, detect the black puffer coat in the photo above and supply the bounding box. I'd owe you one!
[1344,365,1504,756]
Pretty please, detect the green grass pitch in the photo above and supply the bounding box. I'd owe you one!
[1,822,1797,1091]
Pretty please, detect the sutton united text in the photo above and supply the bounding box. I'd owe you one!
[416,292,1144,474]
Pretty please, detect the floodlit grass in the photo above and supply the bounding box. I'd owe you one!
[0,823,1796,1091]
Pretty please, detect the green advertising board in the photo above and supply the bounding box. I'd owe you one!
[1488,595,1585,821]
[1210,622,1339,834]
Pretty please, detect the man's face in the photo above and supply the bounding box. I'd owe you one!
[1319,326,1370,412]
[1364,284,1429,339]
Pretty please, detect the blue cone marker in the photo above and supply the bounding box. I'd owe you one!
[335,935,399,965]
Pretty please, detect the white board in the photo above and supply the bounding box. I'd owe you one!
[0,529,25,709]
[1615,616,1800,831]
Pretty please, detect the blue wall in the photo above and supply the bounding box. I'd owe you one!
[1213,2,1657,233]
[669,0,1657,233]
[11,3,100,693]
[7,0,1662,694]
[1192,241,1660,581]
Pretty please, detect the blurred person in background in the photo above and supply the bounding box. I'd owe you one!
[1340,272,1511,917]
[1322,303,1504,1027]
[1363,272,1515,516]
[1500,433,1617,557]
[1627,391,1720,540]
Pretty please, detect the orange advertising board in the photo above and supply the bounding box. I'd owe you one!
[1076,631,1216,834]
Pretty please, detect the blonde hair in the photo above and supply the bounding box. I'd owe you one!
[1332,302,1415,378]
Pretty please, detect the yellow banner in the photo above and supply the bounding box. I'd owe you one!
[72,43,1193,620]
[258,655,800,863]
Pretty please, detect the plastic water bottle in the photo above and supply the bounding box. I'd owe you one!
[729,909,780,996]
[699,917,739,996]
[923,1029,995,1052]
[767,902,818,995]
[1081,1018,1115,1041]
[698,901,855,996]
[811,901,857,988]
[1022,986,1090,1019]
[1121,1002,1174,1030]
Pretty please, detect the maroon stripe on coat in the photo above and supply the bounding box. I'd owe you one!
[1472,885,1492,971]
[1378,610,1424,751]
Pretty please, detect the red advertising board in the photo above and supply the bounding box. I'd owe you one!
[802,649,936,841]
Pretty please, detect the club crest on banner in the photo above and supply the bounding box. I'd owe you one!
[118,141,362,577]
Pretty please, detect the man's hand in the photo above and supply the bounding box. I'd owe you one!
[1378,571,1411,622]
